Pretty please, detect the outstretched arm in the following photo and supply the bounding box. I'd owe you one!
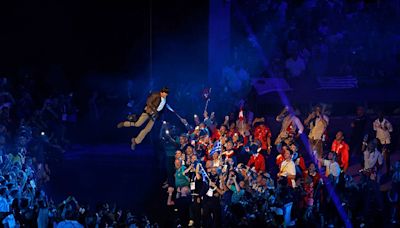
[276,107,287,122]
[304,112,315,126]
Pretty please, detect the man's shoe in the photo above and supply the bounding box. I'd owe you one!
[131,138,136,151]
[127,114,138,122]
[117,121,125,128]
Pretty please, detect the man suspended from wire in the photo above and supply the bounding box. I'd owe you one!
[117,87,169,150]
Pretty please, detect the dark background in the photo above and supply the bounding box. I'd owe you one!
[0,0,210,222]
[0,0,208,98]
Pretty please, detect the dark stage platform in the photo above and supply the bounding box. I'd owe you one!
[46,144,165,216]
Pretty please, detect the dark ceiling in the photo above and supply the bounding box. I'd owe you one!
[0,0,208,81]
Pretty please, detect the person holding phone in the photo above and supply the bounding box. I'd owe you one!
[304,104,329,159]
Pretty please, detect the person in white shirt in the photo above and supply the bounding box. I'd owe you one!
[319,152,341,185]
[278,149,296,188]
[118,87,169,150]
[362,139,383,182]
[360,139,384,220]
[373,112,393,174]
[304,105,329,159]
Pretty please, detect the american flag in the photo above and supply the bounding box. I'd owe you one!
[209,141,222,156]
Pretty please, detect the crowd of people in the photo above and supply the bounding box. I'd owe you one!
[232,0,400,81]
[163,104,398,227]
[0,77,161,227]
[0,1,397,227]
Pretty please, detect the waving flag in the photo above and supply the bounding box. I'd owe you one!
[209,141,222,156]
[238,108,244,121]
[202,88,212,100]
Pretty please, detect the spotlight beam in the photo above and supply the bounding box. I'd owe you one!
[232,1,352,227]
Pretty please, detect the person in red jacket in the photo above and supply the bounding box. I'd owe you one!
[227,122,238,138]
[211,125,227,142]
[252,118,272,154]
[247,144,266,173]
[331,131,349,172]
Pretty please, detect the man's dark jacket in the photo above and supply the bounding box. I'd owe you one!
[145,92,162,115]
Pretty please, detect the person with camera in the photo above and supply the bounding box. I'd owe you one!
[227,171,245,204]
[117,87,169,150]
[304,105,329,159]
[361,139,383,183]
